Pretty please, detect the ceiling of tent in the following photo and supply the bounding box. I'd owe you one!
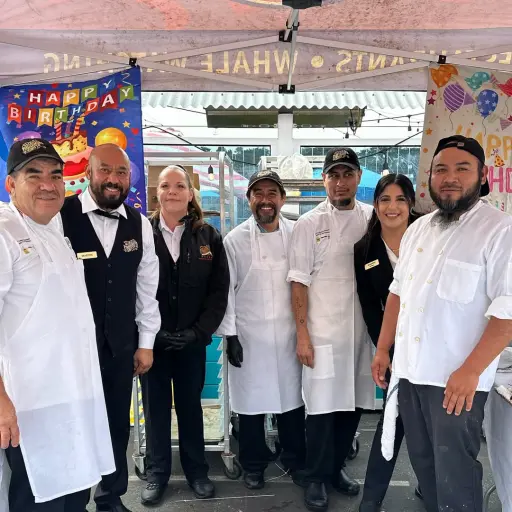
[1,0,511,91]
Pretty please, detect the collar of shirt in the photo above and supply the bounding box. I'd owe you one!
[327,199,356,214]
[159,216,185,236]
[257,222,280,233]
[79,187,127,219]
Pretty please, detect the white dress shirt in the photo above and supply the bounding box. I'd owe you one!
[159,216,185,262]
[390,201,512,391]
[383,239,398,270]
[73,188,160,350]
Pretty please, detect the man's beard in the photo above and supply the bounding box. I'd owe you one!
[331,197,353,209]
[90,180,129,210]
[429,177,481,229]
[255,203,277,224]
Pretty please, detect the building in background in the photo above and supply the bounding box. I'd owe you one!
[142,91,425,225]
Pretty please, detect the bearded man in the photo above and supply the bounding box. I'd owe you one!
[60,143,160,512]
[372,135,512,512]
[216,169,306,491]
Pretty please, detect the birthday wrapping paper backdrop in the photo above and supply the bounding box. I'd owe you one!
[0,67,146,213]
[417,64,512,214]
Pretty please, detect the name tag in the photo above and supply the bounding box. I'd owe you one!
[77,251,98,260]
[365,259,379,270]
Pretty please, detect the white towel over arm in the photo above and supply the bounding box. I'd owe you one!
[381,371,400,461]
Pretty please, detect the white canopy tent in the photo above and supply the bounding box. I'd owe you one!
[1,0,512,92]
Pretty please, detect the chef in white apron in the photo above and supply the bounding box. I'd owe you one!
[0,139,114,512]
[287,148,374,512]
[217,170,305,491]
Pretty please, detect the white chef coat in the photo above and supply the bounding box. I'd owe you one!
[159,216,185,262]
[287,199,375,413]
[216,216,303,414]
[0,202,115,502]
[69,188,160,349]
[390,200,512,391]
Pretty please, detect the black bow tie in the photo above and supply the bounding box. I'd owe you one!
[93,209,120,220]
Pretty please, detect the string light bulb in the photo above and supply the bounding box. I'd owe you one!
[208,164,215,182]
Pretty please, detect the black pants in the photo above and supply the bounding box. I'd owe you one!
[94,348,135,508]
[361,386,405,504]
[304,410,362,484]
[5,446,90,512]
[399,379,488,512]
[238,406,306,474]
[140,343,208,485]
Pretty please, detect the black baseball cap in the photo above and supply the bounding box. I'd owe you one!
[433,135,489,197]
[7,138,64,175]
[247,170,285,196]
[323,147,361,173]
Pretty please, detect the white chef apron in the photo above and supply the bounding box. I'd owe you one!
[229,216,303,415]
[0,206,115,502]
[303,203,375,414]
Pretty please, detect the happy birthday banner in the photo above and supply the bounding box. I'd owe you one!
[0,67,146,212]
[417,64,512,214]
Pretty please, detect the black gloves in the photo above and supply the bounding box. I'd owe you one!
[155,328,197,351]
[226,335,243,368]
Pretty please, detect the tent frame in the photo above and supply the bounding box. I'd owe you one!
[1,7,512,91]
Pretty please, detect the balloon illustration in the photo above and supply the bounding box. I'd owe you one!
[430,64,458,88]
[95,127,128,149]
[443,83,474,113]
[477,89,499,118]
[491,75,512,97]
[465,71,490,91]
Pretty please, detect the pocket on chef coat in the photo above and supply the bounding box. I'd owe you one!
[307,344,335,380]
[436,259,482,304]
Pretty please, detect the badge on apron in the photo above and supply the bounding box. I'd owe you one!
[77,251,98,260]
[364,259,379,270]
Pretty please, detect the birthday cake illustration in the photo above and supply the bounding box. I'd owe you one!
[52,114,93,196]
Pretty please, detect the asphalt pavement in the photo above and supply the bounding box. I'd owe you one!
[87,412,502,512]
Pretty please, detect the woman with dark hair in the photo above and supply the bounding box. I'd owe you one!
[354,173,422,512]
[140,165,230,506]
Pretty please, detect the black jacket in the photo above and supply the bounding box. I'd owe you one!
[354,235,395,348]
[153,215,230,345]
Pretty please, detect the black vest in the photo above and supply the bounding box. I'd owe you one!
[61,195,143,356]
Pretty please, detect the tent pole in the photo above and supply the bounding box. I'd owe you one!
[140,36,280,62]
[297,62,428,90]
[297,36,439,63]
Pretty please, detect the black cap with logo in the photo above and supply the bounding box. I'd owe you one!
[433,135,489,197]
[7,138,64,175]
[323,147,361,174]
[247,169,285,196]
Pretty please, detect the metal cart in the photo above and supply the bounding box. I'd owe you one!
[132,151,242,480]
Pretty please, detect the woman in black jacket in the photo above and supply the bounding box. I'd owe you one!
[354,174,422,512]
[140,165,230,506]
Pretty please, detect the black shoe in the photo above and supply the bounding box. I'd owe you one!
[244,471,265,490]
[415,485,423,500]
[359,501,381,512]
[290,469,307,488]
[304,482,328,512]
[141,482,167,505]
[331,468,360,496]
[189,478,215,499]
[96,504,132,512]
